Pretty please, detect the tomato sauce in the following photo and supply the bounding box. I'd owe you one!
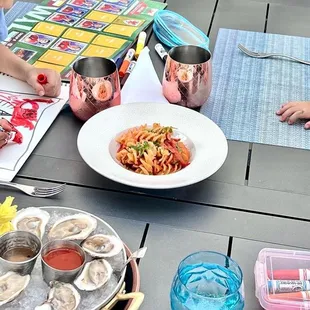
[43,248,84,270]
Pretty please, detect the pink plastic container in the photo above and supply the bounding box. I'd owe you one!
[255,248,310,309]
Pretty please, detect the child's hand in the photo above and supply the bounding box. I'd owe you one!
[0,119,12,149]
[26,68,61,98]
[276,101,310,129]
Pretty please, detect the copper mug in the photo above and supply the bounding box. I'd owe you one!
[70,57,121,121]
[162,45,212,109]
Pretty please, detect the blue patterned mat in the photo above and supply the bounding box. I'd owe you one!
[5,1,37,26]
[200,28,310,150]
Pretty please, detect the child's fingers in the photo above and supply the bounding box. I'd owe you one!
[280,107,298,121]
[43,72,61,97]
[305,121,310,129]
[288,110,304,124]
[276,105,290,115]
[0,133,8,149]
[0,119,13,131]
[0,132,8,140]
[276,102,298,115]
[44,84,58,97]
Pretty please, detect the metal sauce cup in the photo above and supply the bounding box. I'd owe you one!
[70,57,121,121]
[41,240,86,284]
[0,231,42,275]
[163,45,212,109]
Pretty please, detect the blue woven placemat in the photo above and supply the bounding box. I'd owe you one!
[5,1,37,26]
[200,28,310,150]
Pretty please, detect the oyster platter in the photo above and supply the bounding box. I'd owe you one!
[0,206,127,310]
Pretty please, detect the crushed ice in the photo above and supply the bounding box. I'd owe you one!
[2,208,126,310]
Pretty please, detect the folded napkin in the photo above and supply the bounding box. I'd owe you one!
[121,47,169,105]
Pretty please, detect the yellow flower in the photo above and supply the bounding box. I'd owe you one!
[0,196,17,227]
[0,222,14,235]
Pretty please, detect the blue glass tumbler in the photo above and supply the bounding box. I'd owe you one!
[170,251,245,310]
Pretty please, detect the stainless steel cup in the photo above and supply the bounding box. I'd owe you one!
[70,57,121,121]
[41,240,86,284]
[0,231,42,275]
[163,45,212,109]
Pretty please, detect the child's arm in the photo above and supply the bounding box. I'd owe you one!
[0,44,32,81]
[276,101,310,129]
[0,44,61,97]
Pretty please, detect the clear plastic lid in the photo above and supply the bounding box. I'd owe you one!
[153,10,210,50]
[255,248,310,309]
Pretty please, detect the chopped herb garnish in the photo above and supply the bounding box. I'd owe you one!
[130,141,150,155]
[161,126,173,134]
[154,141,161,147]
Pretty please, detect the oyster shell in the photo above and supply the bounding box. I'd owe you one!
[81,234,123,258]
[74,259,112,291]
[11,207,50,239]
[48,213,97,241]
[35,281,80,310]
[0,271,30,306]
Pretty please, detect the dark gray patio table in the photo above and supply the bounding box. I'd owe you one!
[2,0,310,309]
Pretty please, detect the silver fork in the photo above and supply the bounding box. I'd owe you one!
[0,181,66,197]
[238,44,310,65]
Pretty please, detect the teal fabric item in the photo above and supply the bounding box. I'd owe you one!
[200,28,310,150]
[153,10,209,49]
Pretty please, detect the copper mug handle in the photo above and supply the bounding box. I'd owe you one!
[101,282,144,310]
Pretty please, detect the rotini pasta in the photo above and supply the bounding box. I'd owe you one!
[116,123,191,175]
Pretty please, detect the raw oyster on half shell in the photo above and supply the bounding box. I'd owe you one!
[74,259,112,291]
[81,234,123,258]
[35,281,80,310]
[0,271,30,306]
[48,213,97,241]
[11,207,50,239]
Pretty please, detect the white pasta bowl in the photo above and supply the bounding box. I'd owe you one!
[77,102,228,189]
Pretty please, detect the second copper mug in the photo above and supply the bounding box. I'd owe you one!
[162,45,212,109]
[70,57,121,121]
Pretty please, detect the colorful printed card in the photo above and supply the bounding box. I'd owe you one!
[113,15,145,27]
[12,47,37,61]
[39,49,76,66]
[95,3,125,14]
[21,32,56,48]
[103,0,135,7]
[68,0,98,9]
[75,19,107,30]
[57,4,89,17]
[82,44,117,57]
[33,60,65,72]
[51,38,87,54]
[62,28,96,42]
[91,34,129,48]
[1,31,27,48]
[32,21,67,36]
[47,12,79,25]
[0,74,69,181]
[124,0,166,19]
[104,23,138,38]
[85,11,117,23]
[41,0,67,7]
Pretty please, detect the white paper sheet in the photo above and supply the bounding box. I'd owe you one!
[121,47,169,105]
[0,74,69,181]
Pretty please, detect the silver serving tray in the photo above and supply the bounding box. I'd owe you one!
[1,206,127,310]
